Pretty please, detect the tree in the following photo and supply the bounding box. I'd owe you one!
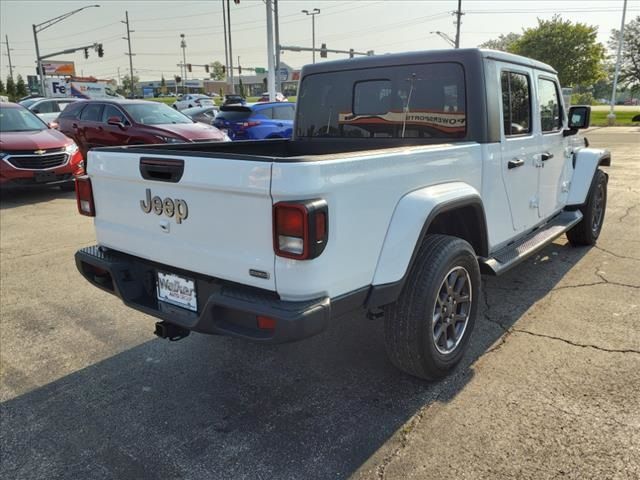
[510,15,606,87]
[209,61,226,81]
[609,15,640,92]
[6,75,16,101]
[120,74,139,97]
[16,74,28,98]
[0,79,5,95]
[479,33,521,52]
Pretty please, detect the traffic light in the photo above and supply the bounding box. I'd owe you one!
[222,66,226,74]
[320,43,327,58]
[205,64,210,73]
[349,48,354,58]
[187,63,192,72]
[233,0,240,4]
[175,75,182,84]
[84,48,89,59]
[238,65,242,74]
[97,44,104,58]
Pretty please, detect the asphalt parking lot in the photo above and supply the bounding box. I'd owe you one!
[1,127,638,479]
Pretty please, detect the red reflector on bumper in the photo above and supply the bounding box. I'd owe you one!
[257,316,276,330]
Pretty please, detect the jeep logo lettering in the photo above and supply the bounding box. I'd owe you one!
[140,188,188,224]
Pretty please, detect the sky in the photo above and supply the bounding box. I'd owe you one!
[1,0,638,84]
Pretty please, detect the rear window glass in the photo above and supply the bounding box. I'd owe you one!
[218,109,251,121]
[296,62,466,139]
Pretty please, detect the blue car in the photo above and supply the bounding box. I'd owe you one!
[214,102,295,140]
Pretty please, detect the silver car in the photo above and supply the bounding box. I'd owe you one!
[19,97,79,125]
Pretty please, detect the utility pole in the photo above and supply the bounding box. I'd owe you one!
[122,11,135,98]
[608,0,628,125]
[266,0,276,101]
[274,0,281,93]
[3,35,14,80]
[226,0,235,94]
[117,66,121,90]
[454,0,463,49]
[180,33,187,93]
[302,8,321,64]
[221,0,229,92]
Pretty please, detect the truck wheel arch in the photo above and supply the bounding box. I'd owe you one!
[367,183,488,309]
[567,148,611,207]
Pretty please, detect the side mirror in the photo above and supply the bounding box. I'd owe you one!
[563,105,590,137]
[107,116,126,129]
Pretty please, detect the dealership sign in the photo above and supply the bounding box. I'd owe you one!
[41,61,76,76]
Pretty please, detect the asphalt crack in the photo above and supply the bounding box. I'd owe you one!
[618,203,638,223]
[594,245,640,261]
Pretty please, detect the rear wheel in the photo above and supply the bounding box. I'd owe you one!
[384,234,480,380]
[567,169,607,246]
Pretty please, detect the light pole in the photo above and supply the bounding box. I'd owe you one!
[33,4,100,96]
[180,33,187,94]
[301,8,320,64]
[608,0,628,125]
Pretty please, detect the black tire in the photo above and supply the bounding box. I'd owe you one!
[59,182,75,192]
[384,234,480,380]
[567,169,607,246]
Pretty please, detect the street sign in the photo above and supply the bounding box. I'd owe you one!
[278,68,289,82]
[255,67,266,74]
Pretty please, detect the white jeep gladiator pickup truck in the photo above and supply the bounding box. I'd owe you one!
[75,49,609,380]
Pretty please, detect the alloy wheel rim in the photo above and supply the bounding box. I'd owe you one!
[432,266,472,355]
[592,183,605,234]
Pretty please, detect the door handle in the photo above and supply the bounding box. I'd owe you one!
[508,158,525,169]
[541,152,554,161]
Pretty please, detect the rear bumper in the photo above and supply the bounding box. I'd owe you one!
[75,245,334,344]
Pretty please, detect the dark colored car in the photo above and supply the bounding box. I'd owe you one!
[222,94,246,106]
[0,102,84,190]
[57,99,228,157]
[182,106,219,125]
[213,102,295,140]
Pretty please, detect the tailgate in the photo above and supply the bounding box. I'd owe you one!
[88,149,275,290]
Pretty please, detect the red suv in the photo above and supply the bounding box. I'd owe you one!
[0,102,84,190]
[57,99,228,158]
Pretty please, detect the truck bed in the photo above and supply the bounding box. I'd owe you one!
[96,137,471,162]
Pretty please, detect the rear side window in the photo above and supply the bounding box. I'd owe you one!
[79,103,103,122]
[35,101,58,114]
[252,108,273,119]
[538,78,562,132]
[273,105,295,120]
[296,62,466,139]
[58,102,84,120]
[501,71,531,136]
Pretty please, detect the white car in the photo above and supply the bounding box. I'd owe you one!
[19,97,79,125]
[74,49,608,381]
[171,94,215,111]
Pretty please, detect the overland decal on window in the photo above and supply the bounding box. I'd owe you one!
[338,110,466,132]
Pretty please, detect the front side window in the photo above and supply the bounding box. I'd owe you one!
[501,71,531,136]
[296,62,466,139]
[35,101,58,114]
[538,78,562,132]
[102,105,127,123]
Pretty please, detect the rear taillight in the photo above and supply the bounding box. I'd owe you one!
[273,199,328,260]
[240,120,261,129]
[75,176,95,217]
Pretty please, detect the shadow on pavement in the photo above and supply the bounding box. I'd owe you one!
[0,186,75,210]
[0,241,589,479]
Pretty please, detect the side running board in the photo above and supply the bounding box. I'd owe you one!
[480,210,583,276]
